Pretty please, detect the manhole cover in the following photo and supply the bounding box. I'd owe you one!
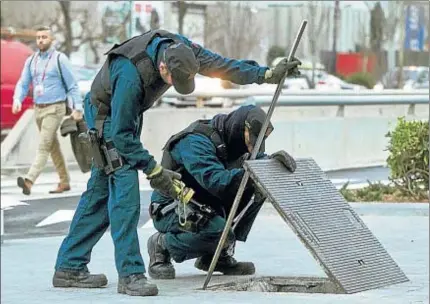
[205,276,343,294]
[242,157,409,294]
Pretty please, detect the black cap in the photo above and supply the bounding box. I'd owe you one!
[245,107,274,152]
[164,43,199,95]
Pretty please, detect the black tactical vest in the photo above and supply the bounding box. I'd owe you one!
[90,29,182,133]
[161,119,227,171]
[160,119,254,215]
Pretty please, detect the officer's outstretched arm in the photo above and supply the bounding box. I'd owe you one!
[176,35,268,85]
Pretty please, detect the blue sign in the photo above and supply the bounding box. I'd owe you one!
[404,4,425,51]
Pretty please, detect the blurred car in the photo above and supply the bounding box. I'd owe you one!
[283,74,312,90]
[272,57,367,91]
[373,66,429,90]
[314,73,367,91]
[300,69,366,91]
[162,74,230,108]
[1,39,34,136]
[403,68,429,90]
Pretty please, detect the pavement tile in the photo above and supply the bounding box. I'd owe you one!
[1,204,428,304]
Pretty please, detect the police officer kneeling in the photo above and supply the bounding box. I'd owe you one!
[147,105,297,279]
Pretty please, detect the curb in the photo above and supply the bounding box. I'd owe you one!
[2,164,387,177]
[261,201,429,217]
[1,162,82,176]
[349,202,429,216]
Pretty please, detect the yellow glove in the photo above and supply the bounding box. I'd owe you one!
[147,164,181,199]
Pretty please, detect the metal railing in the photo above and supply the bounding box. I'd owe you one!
[243,94,429,107]
[162,88,429,99]
[161,88,429,114]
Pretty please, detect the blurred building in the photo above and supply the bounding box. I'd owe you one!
[2,1,427,71]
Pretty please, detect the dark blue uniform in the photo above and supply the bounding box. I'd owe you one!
[55,35,270,277]
[151,106,268,263]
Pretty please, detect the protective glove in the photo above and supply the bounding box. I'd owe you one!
[264,57,302,84]
[147,164,182,199]
[226,153,250,170]
[269,150,297,173]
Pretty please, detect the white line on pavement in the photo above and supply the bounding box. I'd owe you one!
[35,210,76,227]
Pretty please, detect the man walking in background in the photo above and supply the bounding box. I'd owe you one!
[12,26,83,195]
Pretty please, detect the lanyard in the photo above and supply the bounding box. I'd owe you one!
[33,51,54,84]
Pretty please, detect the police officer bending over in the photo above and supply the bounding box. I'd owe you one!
[148,105,297,280]
[52,29,301,297]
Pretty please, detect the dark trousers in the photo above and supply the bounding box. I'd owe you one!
[54,164,146,277]
[153,197,264,263]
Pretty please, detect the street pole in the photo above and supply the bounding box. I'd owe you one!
[129,0,133,39]
[398,1,405,88]
[387,1,396,72]
[332,0,340,74]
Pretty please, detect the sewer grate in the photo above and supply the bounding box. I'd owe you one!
[243,157,409,294]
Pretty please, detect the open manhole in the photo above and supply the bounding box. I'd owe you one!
[205,276,343,294]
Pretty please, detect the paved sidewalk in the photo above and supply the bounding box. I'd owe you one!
[1,203,428,304]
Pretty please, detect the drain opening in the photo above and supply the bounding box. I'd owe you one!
[204,276,343,294]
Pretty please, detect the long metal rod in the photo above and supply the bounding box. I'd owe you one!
[232,20,308,231]
[233,20,307,231]
[202,20,307,290]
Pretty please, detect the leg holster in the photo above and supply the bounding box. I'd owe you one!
[149,200,216,233]
[82,100,123,175]
[84,128,124,175]
[176,200,216,233]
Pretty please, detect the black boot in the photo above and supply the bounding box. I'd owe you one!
[147,232,175,279]
[52,269,108,288]
[195,241,255,276]
[194,255,255,275]
[117,273,158,296]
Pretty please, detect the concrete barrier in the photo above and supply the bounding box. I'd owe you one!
[1,103,428,173]
[141,105,428,171]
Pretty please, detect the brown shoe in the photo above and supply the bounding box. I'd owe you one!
[17,177,33,195]
[49,183,71,194]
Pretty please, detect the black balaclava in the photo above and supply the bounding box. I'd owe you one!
[245,106,274,153]
[211,105,273,162]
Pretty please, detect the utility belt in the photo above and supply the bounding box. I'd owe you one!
[149,199,216,233]
[80,128,124,175]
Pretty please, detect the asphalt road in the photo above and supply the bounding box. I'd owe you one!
[3,191,153,240]
[2,166,390,240]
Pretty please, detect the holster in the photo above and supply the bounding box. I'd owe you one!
[101,139,124,175]
[176,200,216,233]
[149,200,216,233]
[85,128,124,175]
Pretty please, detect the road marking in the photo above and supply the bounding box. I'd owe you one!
[1,197,29,210]
[35,210,75,227]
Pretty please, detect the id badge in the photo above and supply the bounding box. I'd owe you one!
[35,84,45,97]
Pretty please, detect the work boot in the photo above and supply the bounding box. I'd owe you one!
[49,183,71,194]
[17,177,32,195]
[194,255,255,276]
[117,273,158,296]
[147,232,175,279]
[52,270,108,288]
